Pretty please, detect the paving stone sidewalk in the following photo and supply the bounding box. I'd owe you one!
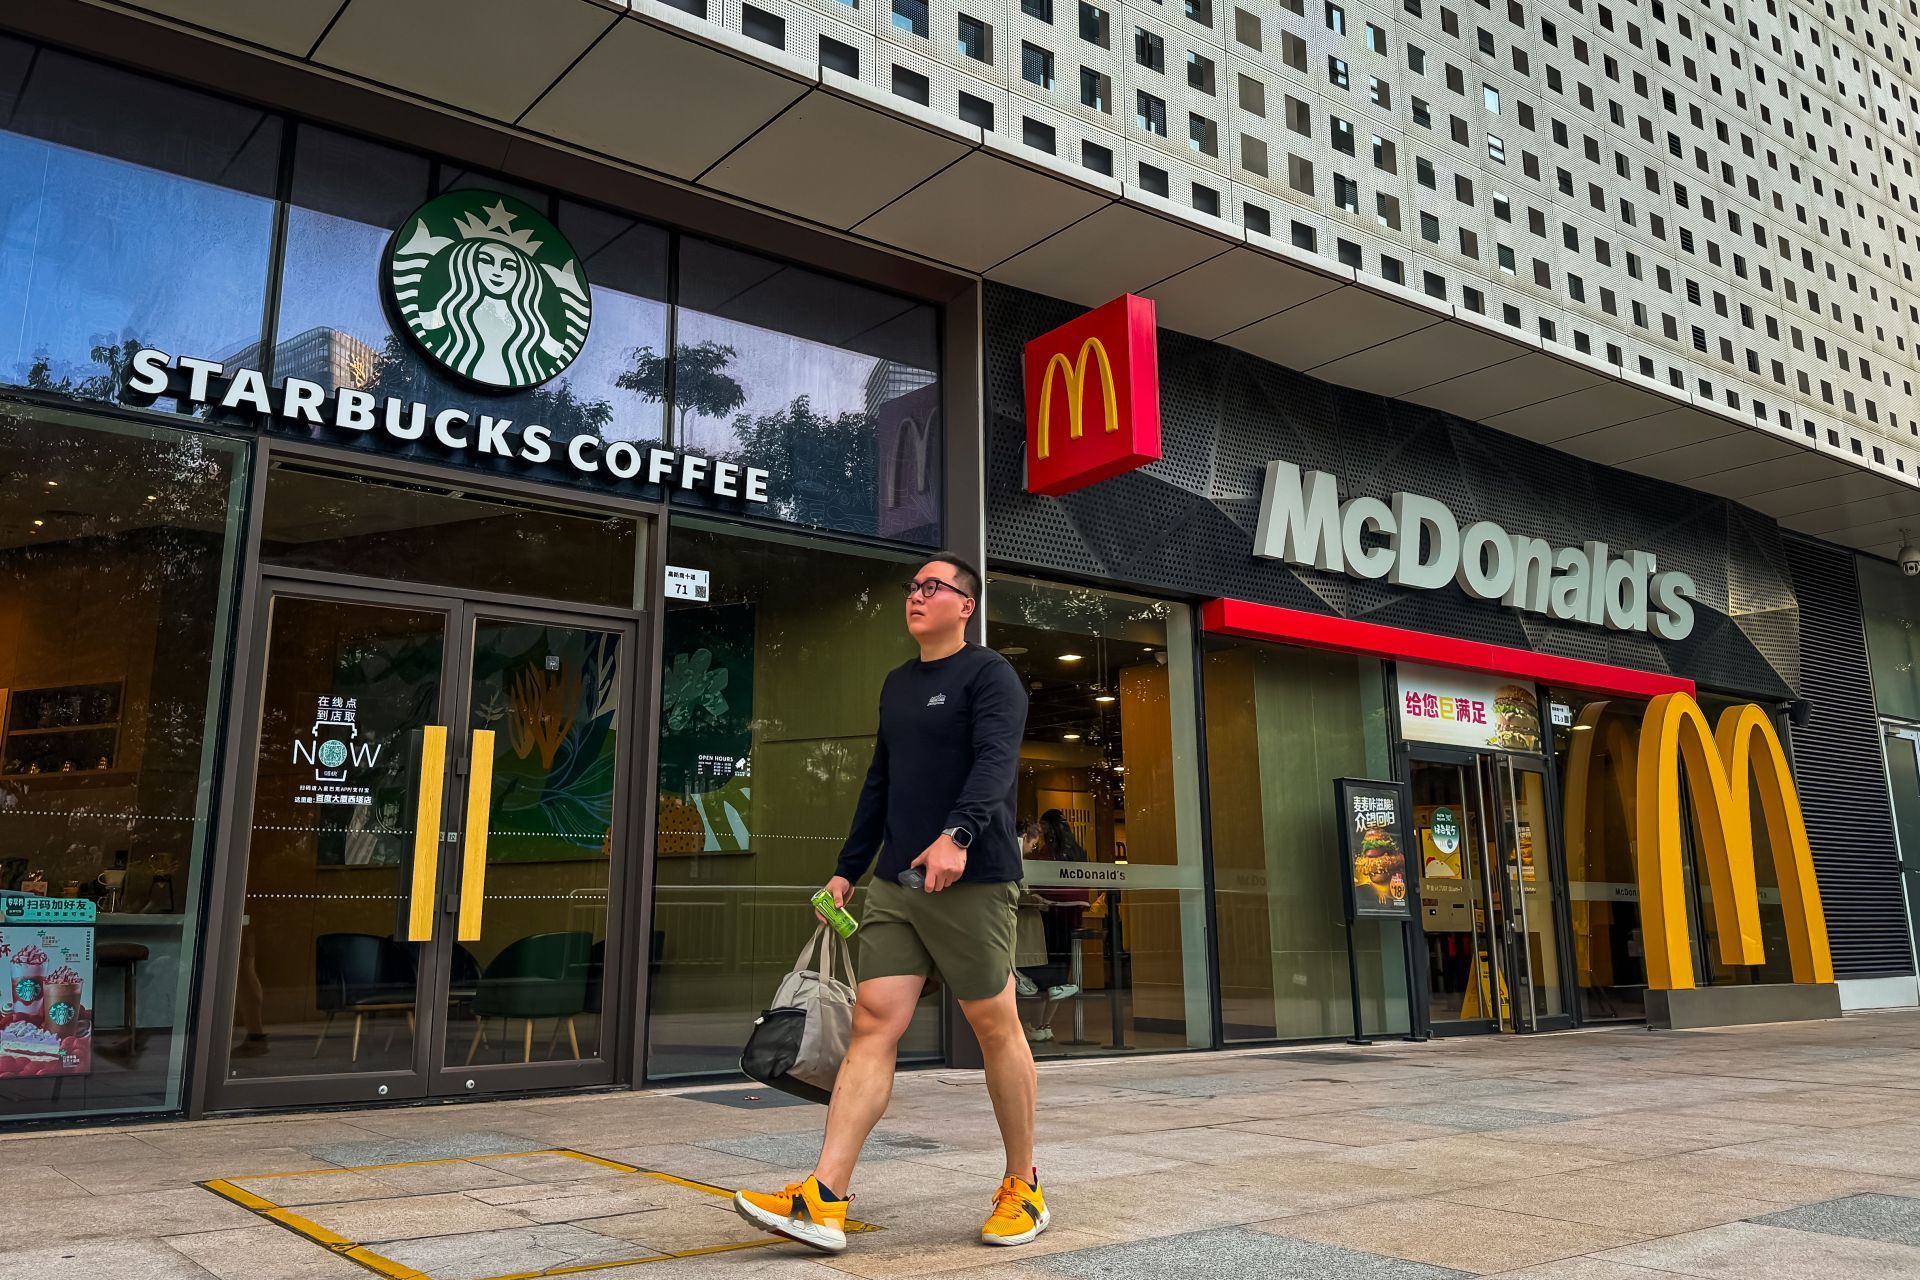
[6,1012,1920,1279]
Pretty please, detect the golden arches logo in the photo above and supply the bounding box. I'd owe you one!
[1621,693,1833,990]
[1034,337,1119,461]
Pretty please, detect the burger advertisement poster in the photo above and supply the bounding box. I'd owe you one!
[1335,779,1414,922]
[1397,662,1544,754]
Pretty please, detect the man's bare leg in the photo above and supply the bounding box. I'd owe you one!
[812,974,923,1194]
[959,976,1036,1179]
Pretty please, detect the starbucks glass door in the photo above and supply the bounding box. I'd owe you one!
[212,583,637,1108]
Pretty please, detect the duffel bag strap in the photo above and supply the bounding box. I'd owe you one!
[793,923,830,974]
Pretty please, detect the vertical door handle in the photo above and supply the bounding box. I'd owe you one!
[407,725,450,942]
[457,729,496,941]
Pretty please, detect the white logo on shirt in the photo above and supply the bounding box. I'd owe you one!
[926,693,947,707]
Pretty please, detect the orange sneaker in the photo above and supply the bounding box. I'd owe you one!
[733,1175,849,1253]
[980,1173,1049,1246]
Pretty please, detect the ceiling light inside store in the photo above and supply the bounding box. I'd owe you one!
[146,494,158,502]
[45,480,57,488]
[1058,653,1084,663]
[999,646,1028,656]
[1062,732,1082,741]
[1094,694,1117,704]
[31,519,43,527]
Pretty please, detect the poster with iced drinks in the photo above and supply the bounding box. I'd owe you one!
[0,896,95,1077]
[1335,778,1414,922]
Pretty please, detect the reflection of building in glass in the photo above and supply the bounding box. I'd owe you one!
[868,361,939,540]
[863,359,935,416]
[222,327,379,393]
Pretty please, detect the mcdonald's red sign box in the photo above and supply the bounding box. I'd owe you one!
[1023,294,1162,496]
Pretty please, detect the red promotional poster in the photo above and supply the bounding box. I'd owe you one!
[0,897,95,1078]
[1022,294,1163,496]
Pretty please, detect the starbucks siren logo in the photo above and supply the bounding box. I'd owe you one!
[385,190,591,390]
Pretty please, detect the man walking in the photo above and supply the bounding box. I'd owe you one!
[734,553,1043,1253]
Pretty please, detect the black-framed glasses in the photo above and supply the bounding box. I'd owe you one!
[903,578,970,602]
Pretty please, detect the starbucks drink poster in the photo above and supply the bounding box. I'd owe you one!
[1335,778,1414,922]
[0,896,95,1077]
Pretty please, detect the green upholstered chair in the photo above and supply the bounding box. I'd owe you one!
[465,930,592,1063]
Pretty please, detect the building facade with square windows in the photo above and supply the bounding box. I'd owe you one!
[0,0,1914,1126]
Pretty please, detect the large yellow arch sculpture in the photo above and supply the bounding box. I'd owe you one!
[1634,693,1834,989]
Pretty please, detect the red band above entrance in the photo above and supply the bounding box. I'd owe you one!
[1200,598,1696,699]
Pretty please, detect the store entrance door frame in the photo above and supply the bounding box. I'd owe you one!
[1877,721,1920,991]
[190,441,667,1117]
[1403,742,1576,1037]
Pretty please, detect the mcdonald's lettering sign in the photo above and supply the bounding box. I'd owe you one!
[1023,294,1162,496]
[1570,693,1834,991]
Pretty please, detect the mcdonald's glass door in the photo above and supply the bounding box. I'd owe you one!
[1489,755,1568,1029]
[1411,751,1504,1033]
[1412,749,1567,1033]
[215,585,634,1108]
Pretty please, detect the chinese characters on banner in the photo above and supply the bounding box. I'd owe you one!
[0,896,95,1078]
[1396,662,1543,753]
[1406,690,1490,727]
[293,695,380,807]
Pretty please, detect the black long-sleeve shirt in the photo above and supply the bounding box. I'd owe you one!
[834,643,1028,885]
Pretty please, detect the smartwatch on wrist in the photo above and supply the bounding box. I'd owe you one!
[941,825,974,849]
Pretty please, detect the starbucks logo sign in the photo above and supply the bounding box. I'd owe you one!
[385,190,591,390]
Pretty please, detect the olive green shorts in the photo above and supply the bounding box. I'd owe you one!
[857,878,1020,1001]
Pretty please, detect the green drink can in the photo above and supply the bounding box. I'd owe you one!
[811,888,859,939]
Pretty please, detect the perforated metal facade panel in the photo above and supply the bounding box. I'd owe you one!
[985,280,1800,698]
[1785,536,1915,979]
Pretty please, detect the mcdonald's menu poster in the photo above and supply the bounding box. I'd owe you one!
[1420,804,1463,881]
[1337,779,1412,921]
[1398,663,1543,753]
[0,896,94,1078]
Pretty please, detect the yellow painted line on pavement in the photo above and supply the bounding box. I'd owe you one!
[202,1178,277,1212]
[229,1151,552,1180]
[203,1176,430,1279]
[201,1148,880,1280]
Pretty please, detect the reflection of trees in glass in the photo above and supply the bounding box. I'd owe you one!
[732,394,877,531]
[360,333,612,444]
[23,338,144,403]
[620,341,877,531]
[1004,584,1169,634]
[618,341,745,438]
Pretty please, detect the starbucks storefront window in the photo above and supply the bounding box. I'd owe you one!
[0,402,247,1119]
[0,37,278,412]
[265,123,671,477]
[647,521,944,1079]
